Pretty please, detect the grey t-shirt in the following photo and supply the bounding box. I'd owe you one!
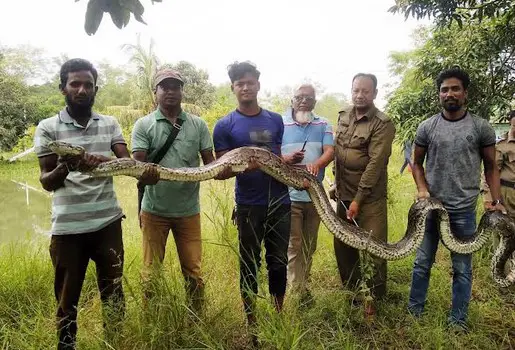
[415,112,496,212]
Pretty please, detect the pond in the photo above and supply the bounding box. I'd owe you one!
[0,180,52,244]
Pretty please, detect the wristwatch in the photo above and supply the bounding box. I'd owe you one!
[491,199,502,206]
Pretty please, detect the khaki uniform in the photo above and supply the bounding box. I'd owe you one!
[483,132,515,280]
[333,105,395,298]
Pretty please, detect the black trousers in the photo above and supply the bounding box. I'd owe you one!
[236,204,291,314]
[49,219,125,349]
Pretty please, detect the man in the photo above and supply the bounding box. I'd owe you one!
[131,68,214,313]
[281,84,334,300]
[408,67,505,331]
[331,73,395,309]
[482,110,515,286]
[213,61,303,327]
[34,58,130,349]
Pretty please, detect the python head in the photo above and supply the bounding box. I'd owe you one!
[47,141,85,157]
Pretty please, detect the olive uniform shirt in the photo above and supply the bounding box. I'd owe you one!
[483,131,515,213]
[334,105,396,205]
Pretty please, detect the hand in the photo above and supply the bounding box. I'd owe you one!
[77,154,111,172]
[57,154,82,171]
[283,151,305,165]
[245,157,260,172]
[214,165,235,180]
[306,163,319,177]
[139,163,160,185]
[346,201,359,220]
[485,201,507,214]
[416,190,430,201]
[328,184,336,201]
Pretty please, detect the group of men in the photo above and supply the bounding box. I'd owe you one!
[34,58,509,349]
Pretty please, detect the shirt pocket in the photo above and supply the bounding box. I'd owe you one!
[507,150,515,163]
[335,122,350,147]
[174,135,199,165]
[348,126,370,150]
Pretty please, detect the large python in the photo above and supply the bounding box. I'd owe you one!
[48,141,515,287]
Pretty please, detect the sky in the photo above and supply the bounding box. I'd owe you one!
[0,0,427,108]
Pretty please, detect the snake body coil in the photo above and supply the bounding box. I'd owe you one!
[48,141,515,287]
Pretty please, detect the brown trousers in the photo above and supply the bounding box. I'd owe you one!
[333,198,388,299]
[287,201,321,292]
[50,219,125,350]
[140,211,203,306]
[497,186,515,281]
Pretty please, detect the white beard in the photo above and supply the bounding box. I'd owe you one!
[295,110,314,124]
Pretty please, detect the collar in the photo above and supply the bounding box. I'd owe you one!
[354,105,377,121]
[155,108,187,121]
[505,131,515,143]
[286,107,320,125]
[340,105,377,121]
[58,108,99,124]
[440,110,469,122]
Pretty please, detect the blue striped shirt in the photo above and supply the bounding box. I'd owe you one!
[281,109,334,202]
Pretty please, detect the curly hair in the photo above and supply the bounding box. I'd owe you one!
[436,67,470,91]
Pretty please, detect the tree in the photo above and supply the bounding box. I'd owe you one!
[0,44,55,84]
[95,61,137,110]
[162,61,216,110]
[385,20,515,145]
[203,84,237,130]
[315,93,349,125]
[0,71,34,151]
[122,36,160,113]
[82,0,163,35]
[389,0,515,27]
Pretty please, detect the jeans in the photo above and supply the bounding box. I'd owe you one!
[408,210,475,324]
[236,204,291,315]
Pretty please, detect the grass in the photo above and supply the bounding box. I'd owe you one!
[0,147,514,349]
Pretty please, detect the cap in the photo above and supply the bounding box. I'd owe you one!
[154,69,184,89]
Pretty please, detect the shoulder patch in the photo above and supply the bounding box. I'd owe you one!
[337,109,351,125]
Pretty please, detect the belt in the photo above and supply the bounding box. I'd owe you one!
[500,179,515,188]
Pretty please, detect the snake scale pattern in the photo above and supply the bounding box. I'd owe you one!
[48,141,515,287]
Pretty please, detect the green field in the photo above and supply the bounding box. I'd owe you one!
[0,147,513,349]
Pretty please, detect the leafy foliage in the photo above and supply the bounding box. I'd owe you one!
[82,0,163,35]
[0,71,34,150]
[389,0,515,27]
[386,20,515,144]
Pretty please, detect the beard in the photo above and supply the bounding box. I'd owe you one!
[295,110,314,124]
[442,99,463,112]
[65,94,95,116]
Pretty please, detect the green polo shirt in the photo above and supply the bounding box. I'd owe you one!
[131,109,213,217]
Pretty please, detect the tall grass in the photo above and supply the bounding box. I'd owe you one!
[0,146,514,349]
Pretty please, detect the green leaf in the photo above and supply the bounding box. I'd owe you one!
[84,0,104,36]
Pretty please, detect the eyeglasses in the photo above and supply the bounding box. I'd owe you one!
[293,95,315,102]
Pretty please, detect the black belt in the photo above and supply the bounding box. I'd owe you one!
[500,179,515,188]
